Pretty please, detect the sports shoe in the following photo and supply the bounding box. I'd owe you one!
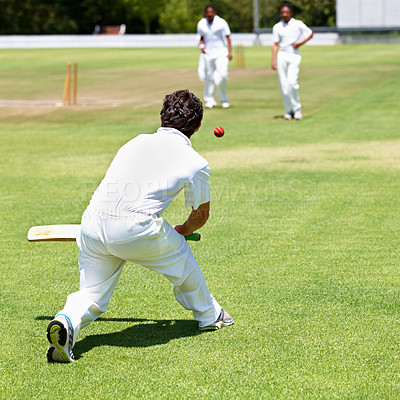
[221,102,230,109]
[284,112,293,120]
[293,110,303,120]
[200,309,234,331]
[205,101,216,109]
[46,315,75,363]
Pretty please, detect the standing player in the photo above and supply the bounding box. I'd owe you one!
[272,3,313,120]
[46,90,234,363]
[197,5,232,109]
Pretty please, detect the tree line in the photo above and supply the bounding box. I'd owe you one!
[0,0,335,35]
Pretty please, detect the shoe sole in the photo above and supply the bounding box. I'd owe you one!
[47,346,56,362]
[47,320,74,363]
[200,320,234,331]
[46,345,65,363]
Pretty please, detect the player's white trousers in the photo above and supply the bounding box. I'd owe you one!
[57,212,221,345]
[277,51,302,113]
[203,53,229,104]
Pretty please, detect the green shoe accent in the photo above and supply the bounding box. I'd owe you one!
[49,324,61,334]
[58,349,71,363]
[200,326,219,331]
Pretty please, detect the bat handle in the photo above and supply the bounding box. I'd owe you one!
[184,232,201,241]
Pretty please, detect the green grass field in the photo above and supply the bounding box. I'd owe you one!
[1,44,400,399]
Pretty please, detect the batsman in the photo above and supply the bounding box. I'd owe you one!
[46,90,234,363]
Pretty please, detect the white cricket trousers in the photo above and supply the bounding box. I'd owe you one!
[57,212,221,345]
[203,53,229,104]
[277,51,302,113]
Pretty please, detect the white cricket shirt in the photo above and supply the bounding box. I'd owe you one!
[197,15,231,56]
[272,18,312,55]
[87,128,210,217]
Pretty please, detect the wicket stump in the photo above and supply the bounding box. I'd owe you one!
[62,62,78,105]
[234,44,245,69]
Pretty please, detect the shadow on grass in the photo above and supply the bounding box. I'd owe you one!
[36,315,201,360]
[273,114,312,120]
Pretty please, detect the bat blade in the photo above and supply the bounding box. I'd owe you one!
[27,224,80,242]
[28,224,201,242]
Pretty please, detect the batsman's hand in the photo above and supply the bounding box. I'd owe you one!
[173,202,209,237]
[173,225,188,235]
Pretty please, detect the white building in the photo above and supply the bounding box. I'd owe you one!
[337,0,400,28]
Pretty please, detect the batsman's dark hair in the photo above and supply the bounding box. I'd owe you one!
[160,90,203,138]
[204,4,216,14]
[280,2,294,12]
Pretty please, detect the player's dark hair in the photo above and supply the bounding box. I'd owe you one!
[160,90,203,138]
[280,2,294,12]
[204,4,216,14]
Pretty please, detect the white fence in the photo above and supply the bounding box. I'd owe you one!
[0,33,339,49]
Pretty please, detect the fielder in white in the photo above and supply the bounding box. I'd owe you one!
[197,5,232,109]
[272,3,313,120]
[46,90,234,363]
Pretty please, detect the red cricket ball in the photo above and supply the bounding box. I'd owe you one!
[214,126,225,138]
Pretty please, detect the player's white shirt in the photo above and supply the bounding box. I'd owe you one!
[272,18,312,55]
[87,127,210,218]
[197,15,231,57]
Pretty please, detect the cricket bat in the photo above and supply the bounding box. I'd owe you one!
[27,224,201,242]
